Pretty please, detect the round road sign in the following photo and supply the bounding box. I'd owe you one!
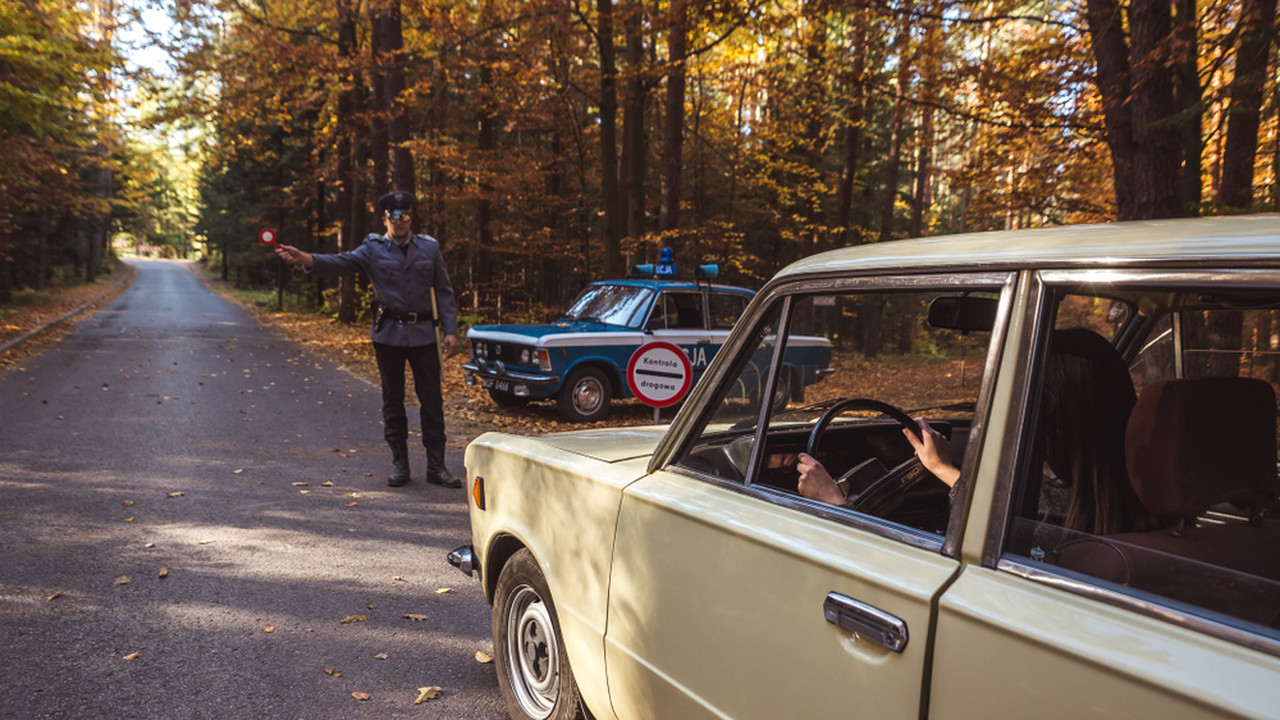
[627,341,692,408]
[258,228,279,247]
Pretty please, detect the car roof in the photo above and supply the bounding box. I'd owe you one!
[590,278,755,295]
[775,214,1280,281]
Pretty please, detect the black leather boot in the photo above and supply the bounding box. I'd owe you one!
[388,442,410,487]
[425,443,461,488]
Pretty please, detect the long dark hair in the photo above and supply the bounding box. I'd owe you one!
[1042,329,1156,535]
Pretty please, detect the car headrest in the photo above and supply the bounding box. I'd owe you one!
[1125,377,1279,519]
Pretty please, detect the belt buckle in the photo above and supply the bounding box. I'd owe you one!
[406,312,419,323]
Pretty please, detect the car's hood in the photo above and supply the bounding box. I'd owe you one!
[539,426,667,463]
[468,321,614,341]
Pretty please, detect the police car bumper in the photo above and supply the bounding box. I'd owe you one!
[463,362,560,398]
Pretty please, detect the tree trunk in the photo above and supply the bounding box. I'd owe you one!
[1173,0,1201,215]
[383,0,414,195]
[1128,0,1181,219]
[1085,0,1138,217]
[621,0,647,245]
[878,1,913,242]
[835,8,868,245]
[596,0,623,277]
[1219,0,1277,208]
[911,17,939,238]
[659,0,687,236]
[336,0,358,323]
[369,0,390,201]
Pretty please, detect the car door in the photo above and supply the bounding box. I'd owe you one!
[649,290,717,377]
[604,275,1013,719]
[930,269,1280,719]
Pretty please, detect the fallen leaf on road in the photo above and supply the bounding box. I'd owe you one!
[352,691,371,701]
[233,469,244,475]
[403,614,429,622]
[321,481,333,487]
[166,492,185,498]
[47,591,62,601]
[345,501,358,507]
[158,566,168,578]
[392,575,404,582]
[292,482,309,486]
[299,490,310,494]
[414,686,442,705]
[197,539,215,545]
[435,588,452,595]
[114,575,131,585]
[124,517,134,523]
[346,492,361,498]
[122,652,139,660]
[324,668,343,677]
[374,652,388,660]
[264,626,275,633]
[144,543,155,548]
[340,614,367,624]
[122,500,134,507]
[475,651,493,664]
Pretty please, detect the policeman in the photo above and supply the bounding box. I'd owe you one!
[274,191,462,488]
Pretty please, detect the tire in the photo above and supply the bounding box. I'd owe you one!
[493,549,584,720]
[556,366,611,422]
[489,389,531,407]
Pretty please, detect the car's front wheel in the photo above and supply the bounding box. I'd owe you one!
[557,366,611,422]
[493,549,584,720]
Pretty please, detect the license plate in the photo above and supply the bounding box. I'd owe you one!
[480,377,511,393]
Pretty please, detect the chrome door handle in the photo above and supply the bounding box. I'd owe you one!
[823,592,909,653]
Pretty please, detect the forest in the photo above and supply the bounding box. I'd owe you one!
[2,0,1277,323]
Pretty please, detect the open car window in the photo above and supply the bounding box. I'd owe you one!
[1003,274,1280,641]
[674,279,1003,539]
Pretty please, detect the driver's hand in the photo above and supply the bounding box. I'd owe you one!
[903,418,961,487]
[796,453,845,505]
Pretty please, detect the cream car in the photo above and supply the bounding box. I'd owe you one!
[450,215,1280,720]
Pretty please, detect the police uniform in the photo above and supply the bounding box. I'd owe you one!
[305,191,460,487]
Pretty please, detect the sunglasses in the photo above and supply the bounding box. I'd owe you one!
[386,211,412,222]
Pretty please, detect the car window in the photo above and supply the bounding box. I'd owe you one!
[709,292,749,329]
[563,284,654,328]
[650,292,705,330]
[1003,278,1280,640]
[675,281,1001,537]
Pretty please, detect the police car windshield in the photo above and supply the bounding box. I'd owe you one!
[563,284,655,328]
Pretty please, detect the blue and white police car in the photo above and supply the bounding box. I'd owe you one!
[464,255,831,422]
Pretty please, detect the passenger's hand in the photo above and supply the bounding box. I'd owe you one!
[903,418,961,487]
[443,334,459,356]
[796,452,845,505]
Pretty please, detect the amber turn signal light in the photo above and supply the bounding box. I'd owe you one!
[471,475,485,511]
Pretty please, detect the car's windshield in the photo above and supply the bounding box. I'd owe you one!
[562,284,655,328]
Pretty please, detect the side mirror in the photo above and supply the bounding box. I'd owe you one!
[928,296,997,332]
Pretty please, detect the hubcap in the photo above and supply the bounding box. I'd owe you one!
[571,376,604,416]
[504,585,559,718]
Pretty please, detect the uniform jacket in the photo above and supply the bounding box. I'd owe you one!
[308,232,458,347]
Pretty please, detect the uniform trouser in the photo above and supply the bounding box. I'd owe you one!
[373,341,446,471]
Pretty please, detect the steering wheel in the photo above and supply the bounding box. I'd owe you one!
[805,398,933,516]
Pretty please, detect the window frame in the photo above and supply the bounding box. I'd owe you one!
[657,270,1016,554]
[985,267,1280,656]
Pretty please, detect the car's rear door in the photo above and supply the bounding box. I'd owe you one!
[930,269,1280,718]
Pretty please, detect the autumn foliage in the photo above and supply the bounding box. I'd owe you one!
[2,0,1277,324]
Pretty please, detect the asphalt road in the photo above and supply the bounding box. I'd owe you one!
[0,259,506,719]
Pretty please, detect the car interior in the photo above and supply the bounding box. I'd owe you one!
[1006,284,1280,632]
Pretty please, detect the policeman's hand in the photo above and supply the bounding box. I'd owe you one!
[275,245,314,268]
[443,334,459,356]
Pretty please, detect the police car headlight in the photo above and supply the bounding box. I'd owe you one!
[520,348,532,365]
